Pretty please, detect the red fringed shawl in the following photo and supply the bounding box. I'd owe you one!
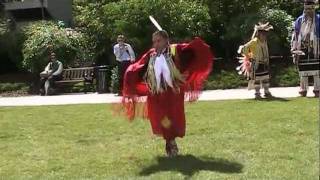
[121,37,213,140]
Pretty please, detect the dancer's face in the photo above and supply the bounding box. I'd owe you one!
[304,5,315,18]
[152,34,169,53]
[258,31,268,42]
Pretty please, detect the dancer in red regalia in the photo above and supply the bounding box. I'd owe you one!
[121,17,213,157]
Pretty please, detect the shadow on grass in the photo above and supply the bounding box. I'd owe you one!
[250,96,290,102]
[139,155,243,177]
[306,96,319,99]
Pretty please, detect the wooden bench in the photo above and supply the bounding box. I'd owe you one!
[55,67,96,93]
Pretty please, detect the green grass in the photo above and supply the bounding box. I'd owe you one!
[0,98,318,179]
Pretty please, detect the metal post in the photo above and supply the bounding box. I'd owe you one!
[40,0,44,20]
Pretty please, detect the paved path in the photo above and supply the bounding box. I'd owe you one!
[0,87,316,107]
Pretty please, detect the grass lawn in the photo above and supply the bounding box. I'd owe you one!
[0,98,318,179]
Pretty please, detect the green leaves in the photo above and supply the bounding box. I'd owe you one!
[0,2,8,36]
[260,8,294,55]
[109,66,119,93]
[21,21,95,73]
[0,18,7,35]
[74,0,211,55]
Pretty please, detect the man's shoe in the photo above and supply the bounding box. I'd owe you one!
[39,89,45,96]
[299,91,307,97]
[264,92,273,98]
[255,93,262,99]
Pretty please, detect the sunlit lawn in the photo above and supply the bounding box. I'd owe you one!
[0,98,318,179]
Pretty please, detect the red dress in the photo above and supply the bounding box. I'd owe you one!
[121,37,213,140]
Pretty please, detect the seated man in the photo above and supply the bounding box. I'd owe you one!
[39,52,63,95]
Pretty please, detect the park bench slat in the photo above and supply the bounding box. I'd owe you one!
[55,66,96,94]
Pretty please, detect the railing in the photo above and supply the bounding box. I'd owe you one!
[3,0,47,11]
[3,0,25,2]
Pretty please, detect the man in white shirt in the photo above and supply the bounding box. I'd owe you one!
[39,52,63,95]
[113,35,135,95]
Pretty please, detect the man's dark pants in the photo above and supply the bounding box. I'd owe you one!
[40,75,63,95]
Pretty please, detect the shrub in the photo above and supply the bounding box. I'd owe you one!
[109,66,119,93]
[205,70,248,90]
[205,64,299,90]
[75,0,211,57]
[260,8,294,55]
[0,83,29,93]
[224,8,294,57]
[22,21,95,73]
[272,65,299,87]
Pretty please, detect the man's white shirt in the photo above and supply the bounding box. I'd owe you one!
[113,43,135,62]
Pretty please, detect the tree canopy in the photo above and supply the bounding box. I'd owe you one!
[0,0,317,73]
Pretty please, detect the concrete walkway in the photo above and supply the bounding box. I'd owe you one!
[0,87,317,107]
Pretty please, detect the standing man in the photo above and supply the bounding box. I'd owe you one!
[237,22,274,99]
[113,35,136,95]
[39,52,63,95]
[291,0,320,97]
[121,29,213,157]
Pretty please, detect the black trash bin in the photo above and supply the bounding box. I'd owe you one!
[96,65,108,94]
